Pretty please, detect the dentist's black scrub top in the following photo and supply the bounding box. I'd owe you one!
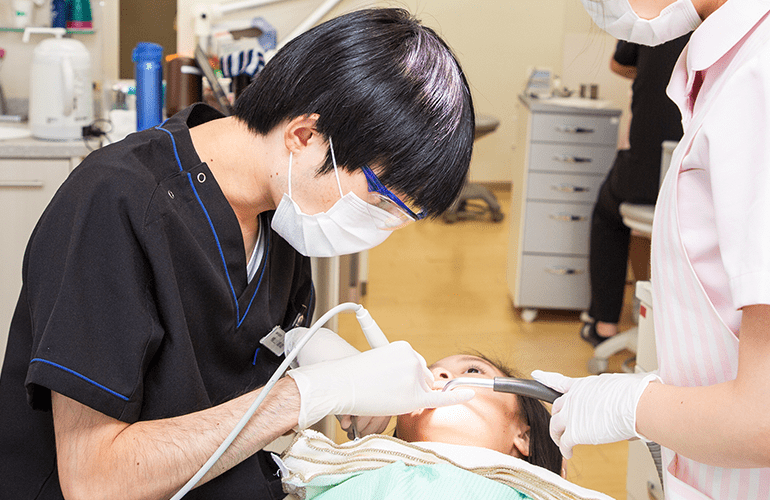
[0,104,314,499]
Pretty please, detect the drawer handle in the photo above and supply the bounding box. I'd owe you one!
[551,184,590,193]
[555,125,595,134]
[549,213,586,222]
[553,155,593,163]
[0,180,44,188]
[546,267,585,276]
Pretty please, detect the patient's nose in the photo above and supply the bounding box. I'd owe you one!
[430,367,454,390]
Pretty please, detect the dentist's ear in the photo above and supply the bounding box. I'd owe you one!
[284,113,321,153]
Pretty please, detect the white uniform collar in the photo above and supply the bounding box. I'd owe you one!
[687,0,770,71]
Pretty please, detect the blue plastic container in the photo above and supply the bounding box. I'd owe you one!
[51,0,67,29]
[132,42,163,131]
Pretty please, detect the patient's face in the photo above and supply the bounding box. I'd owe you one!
[396,355,530,458]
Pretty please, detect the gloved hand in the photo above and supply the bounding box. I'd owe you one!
[284,327,360,367]
[531,370,661,459]
[284,327,390,435]
[288,340,475,429]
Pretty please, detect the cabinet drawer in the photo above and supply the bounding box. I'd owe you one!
[527,172,604,204]
[531,112,619,146]
[528,143,616,174]
[522,201,592,254]
[517,254,589,310]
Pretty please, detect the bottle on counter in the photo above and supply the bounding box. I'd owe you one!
[132,42,163,131]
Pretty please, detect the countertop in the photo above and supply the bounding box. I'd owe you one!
[519,94,622,116]
[0,123,93,159]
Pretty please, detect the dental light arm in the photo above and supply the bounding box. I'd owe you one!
[192,0,344,54]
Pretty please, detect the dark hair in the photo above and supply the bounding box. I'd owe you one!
[234,8,475,216]
[475,354,563,476]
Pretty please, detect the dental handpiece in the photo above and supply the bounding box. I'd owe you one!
[442,377,563,404]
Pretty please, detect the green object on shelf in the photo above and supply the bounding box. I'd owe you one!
[66,0,93,30]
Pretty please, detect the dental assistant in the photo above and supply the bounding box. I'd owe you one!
[0,9,475,500]
[533,0,770,498]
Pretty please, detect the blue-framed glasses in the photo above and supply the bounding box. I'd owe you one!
[361,166,426,230]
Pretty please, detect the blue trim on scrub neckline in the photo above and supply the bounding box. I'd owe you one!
[238,224,270,328]
[30,358,130,401]
[155,124,265,328]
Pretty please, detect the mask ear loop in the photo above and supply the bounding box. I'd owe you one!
[287,151,293,198]
[327,137,345,198]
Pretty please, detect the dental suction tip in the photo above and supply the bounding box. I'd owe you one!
[443,377,562,404]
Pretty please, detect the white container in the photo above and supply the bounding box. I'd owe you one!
[28,29,93,140]
[12,0,34,28]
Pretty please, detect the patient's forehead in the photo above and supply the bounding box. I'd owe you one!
[429,355,507,377]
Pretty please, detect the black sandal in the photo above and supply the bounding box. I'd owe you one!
[579,322,605,347]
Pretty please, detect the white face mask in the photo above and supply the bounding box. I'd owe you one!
[581,0,701,46]
[271,139,393,257]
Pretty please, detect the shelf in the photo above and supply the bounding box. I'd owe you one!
[0,27,95,34]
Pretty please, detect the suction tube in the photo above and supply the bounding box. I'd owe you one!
[443,377,562,404]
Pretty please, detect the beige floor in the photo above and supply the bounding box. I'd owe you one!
[335,186,636,499]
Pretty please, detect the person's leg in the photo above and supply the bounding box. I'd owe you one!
[584,152,633,344]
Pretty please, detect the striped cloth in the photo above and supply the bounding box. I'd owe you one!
[219,48,265,79]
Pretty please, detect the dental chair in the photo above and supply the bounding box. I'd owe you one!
[442,114,504,223]
[586,141,677,375]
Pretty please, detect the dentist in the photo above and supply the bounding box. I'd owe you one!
[0,9,475,500]
[534,0,770,498]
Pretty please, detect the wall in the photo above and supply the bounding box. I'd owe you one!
[120,0,177,80]
[390,0,568,183]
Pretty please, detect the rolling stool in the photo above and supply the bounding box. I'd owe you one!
[443,114,504,223]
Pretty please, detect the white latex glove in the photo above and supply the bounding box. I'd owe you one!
[284,327,390,436]
[288,340,475,429]
[531,370,661,459]
[284,327,360,368]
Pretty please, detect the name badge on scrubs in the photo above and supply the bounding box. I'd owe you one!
[260,326,286,357]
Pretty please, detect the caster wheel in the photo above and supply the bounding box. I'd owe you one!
[491,212,504,222]
[587,357,609,374]
[521,308,538,323]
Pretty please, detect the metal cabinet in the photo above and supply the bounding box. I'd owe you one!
[0,153,83,371]
[507,96,621,322]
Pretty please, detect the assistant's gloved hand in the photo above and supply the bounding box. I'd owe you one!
[531,370,661,459]
[288,340,475,429]
[284,327,390,436]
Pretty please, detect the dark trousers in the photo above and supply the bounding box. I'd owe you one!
[588,149,659,324]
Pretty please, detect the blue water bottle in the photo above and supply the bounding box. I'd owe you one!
[51,0,66,28]
[132,42,163,131]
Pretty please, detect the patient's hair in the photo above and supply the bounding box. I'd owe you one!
[234,8,475,217]
[477,354,562,476]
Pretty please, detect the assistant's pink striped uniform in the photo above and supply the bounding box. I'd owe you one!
[651,1,770,497]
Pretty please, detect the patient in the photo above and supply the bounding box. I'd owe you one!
[286,327,558,472]
[395,354,563,475]
[277,349,610,499]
